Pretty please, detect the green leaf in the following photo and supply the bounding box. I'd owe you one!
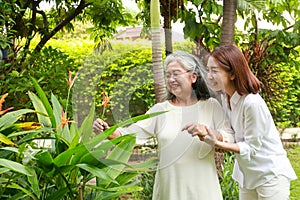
[30,76,56,128]
[102,135,136,182]
[35,151,54,167]
[69,123,80,149]
[0,168,10,173]
[53,144,89,167]
[116,111,168,127]
[28,91,52,127]
[7,182,38,200]
[0,109,35,131]
[27,168,40,198]
[93,185,143,200]
[51,93,72,145]
[45,187,69,200]
[77,163,118,184]
[79,101,95,143]
[0,158,33,176]
[0,133,15,146]
[0,146,19,154]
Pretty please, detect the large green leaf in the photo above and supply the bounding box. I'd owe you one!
[27,168,40,198]
[28,91,52,127]
[117,111,167,127]
[92,185,143,200]
[0,109,35,131]
[51,93,72,145]
[97,135,136,188]
[0,133,15,146]
[79,101,95,143]
[77,163,118,184]
[35,151,54,167]
[0,158,33,176]
[30,76,56,128]
[45,187,69,200]
[68,123,80,149]
[7,182,38,200]
[84,111,168,149]
[0,146,19,154]
[53,144,89,167]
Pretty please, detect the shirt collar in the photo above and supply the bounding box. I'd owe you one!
[230,91,243,108]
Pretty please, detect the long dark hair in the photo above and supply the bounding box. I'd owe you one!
[164,51,214,101]
[210,44,261,95]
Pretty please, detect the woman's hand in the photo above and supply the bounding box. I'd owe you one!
[181,123,208,140]
[93,118,110,133]
[203,128,218,146]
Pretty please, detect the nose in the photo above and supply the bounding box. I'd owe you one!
[166,75,176,81]
[207,72,213,79]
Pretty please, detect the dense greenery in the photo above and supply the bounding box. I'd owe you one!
[0,77,163,199]
[0,0,299,199]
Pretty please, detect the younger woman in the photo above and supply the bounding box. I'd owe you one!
[185,44,297,200]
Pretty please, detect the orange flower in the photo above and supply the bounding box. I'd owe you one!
[56,109,75,130]
[0,93,14,115]
[65,71,78,89]
[101,90,115,118]
[102,91,114,108]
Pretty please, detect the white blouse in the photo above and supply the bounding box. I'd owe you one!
[119,98,234,200]
[222,92,297,189]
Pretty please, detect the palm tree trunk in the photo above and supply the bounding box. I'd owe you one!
[220,0,237,46]
[151,0,167,103]
[216,0,238,181]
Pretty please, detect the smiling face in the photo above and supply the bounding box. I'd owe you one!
[166,60,197,99]
[207,56,235,96]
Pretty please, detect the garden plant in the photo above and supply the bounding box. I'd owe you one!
[0,75,164,199]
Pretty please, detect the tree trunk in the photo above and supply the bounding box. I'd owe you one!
[151,0,167,103]
[164,22,173,56]
[220,0,237,46]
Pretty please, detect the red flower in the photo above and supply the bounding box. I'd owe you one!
[101,90,115,118]
[65,71,78,89]
[0,93,14,115]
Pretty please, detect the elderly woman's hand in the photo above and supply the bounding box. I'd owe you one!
[181,123,208,140]
[93,118,110,133]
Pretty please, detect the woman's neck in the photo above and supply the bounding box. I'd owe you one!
[171,95,198,106]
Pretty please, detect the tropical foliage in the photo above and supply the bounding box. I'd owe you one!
[0,77,162,199]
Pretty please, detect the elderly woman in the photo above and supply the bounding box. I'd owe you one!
[93,51,234,200]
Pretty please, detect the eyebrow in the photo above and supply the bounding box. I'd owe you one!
[165,69,184,73]
[208,65,218,70]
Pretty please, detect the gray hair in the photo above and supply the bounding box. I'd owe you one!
[164,51,215,101]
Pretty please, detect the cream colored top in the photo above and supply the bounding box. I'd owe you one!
[119,98,234,200]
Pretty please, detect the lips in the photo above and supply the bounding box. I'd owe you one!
[209,80,218,87]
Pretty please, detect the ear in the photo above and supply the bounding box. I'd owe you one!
[230,72,235,81]
[192,72,198,83]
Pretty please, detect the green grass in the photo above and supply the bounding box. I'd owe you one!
[287,145,300,200]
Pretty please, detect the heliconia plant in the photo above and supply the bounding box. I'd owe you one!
[0,73,164,199]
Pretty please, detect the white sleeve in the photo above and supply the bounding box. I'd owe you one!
[237,102,265,161]
[118,104,164,145]
[211,98,235,143]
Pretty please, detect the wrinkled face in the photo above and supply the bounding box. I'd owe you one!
[207,56,232,93]
[165,61,196,98]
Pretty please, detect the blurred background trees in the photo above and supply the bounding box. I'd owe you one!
[0,0,299,127]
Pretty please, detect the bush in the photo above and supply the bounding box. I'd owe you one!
[0,46,80,115]
[220,152,239,199]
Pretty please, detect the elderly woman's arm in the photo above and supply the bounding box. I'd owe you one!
[93,118,121,139]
